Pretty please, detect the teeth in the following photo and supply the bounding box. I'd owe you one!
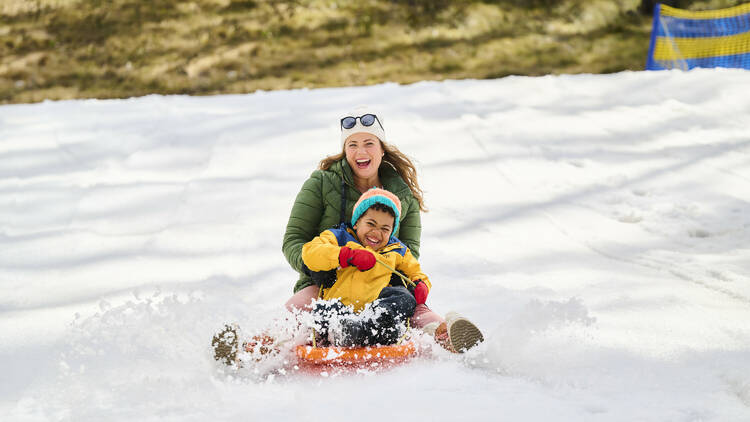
[356,159,370,163]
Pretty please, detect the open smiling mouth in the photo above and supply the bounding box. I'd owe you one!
[365,235,381,247]
[356,159,371,169]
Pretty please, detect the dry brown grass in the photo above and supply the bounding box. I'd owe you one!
[1,0,660,104]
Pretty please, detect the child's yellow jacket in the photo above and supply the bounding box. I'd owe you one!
[301,226,430,312]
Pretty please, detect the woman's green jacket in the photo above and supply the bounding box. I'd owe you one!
[282,159,422,292]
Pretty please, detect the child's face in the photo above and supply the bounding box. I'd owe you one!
[353,208,394,251]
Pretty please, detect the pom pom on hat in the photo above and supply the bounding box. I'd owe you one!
[351,188,402,235]
[340,106,386,145]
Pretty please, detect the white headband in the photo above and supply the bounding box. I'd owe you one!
[340,108,386,145]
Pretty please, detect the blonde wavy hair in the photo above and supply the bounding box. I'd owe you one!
[319,141,427,212]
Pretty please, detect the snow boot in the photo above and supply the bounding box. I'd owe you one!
[212,324,281,366]
[422,321,453,352]
[243,334,277,357]
[445,312,484,352]
[311,300,354,345]
[212,324,239,366]
[424,313,483,353]
[328,317,368,347]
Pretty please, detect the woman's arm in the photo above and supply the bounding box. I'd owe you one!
[282,172,324,274]
[396,194,422,259]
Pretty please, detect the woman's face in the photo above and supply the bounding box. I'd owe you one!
[344,133,383,181]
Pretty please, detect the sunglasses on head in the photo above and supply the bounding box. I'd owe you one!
[340,114,384,131]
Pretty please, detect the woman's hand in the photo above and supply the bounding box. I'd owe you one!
[339,246,376,271]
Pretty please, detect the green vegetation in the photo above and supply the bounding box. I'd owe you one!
[1,0,747,103]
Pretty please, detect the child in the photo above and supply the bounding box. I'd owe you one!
[301,187,430,347]
[211,189,481,364]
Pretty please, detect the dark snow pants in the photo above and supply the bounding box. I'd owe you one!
[312,286,416,346]
[368,286,417,344]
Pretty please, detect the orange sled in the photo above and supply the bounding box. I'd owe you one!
[295,341,418,367]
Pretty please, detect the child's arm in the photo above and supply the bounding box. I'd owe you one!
[397,249,431,291]
[301,231,342,272]
[303,230,377,272]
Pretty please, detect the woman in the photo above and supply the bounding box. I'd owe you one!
[282,107,438,324]
[282,107,483,352]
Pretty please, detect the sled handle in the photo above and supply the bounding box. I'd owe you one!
[311,284,324,349]
[374,257,416,288]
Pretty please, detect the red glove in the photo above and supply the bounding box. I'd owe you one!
[339,246,375,271]
[411,280,429,305]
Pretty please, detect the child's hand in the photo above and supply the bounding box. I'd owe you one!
[339,246,376,271]
[410,280,429,305]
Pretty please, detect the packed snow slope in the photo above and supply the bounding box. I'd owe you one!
[1,69,750,421]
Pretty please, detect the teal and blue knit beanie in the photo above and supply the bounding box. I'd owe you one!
[351,188,402,235]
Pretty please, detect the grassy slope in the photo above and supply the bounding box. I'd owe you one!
[0,0,739,104]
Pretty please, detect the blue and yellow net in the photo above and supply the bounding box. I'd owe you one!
[646,3,750,70]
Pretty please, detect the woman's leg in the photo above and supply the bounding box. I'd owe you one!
[410,304,445,329]
[284,285,320,312]
[410,305,451,351]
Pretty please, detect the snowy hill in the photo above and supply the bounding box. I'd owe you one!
[2,69,750,421]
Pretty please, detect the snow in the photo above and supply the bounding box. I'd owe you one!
[2,68,750,421]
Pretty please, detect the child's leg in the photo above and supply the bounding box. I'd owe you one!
[375,286,417,321]
[310,299,352,340]
[330,286,417,347]
[284,285,320,312]
[367,286,417,345]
